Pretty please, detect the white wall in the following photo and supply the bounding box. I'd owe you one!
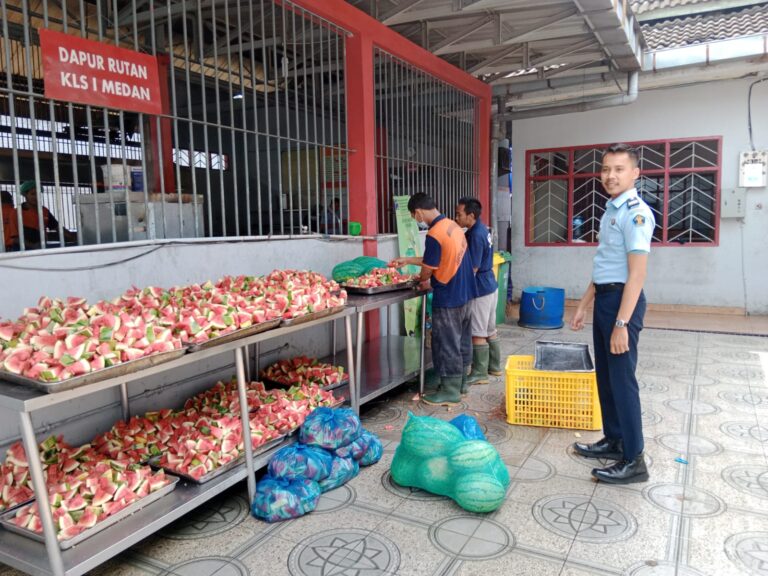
[511,78,768,314]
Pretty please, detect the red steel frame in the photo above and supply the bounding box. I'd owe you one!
[525,136,722,248]
[289,0,492,258]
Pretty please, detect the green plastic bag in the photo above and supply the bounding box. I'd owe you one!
[332,256,388,282]
[391,413,510,513]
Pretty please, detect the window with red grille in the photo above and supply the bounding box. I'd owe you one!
[525,138,721,246]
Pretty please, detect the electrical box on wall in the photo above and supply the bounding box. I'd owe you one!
[739,150,768,187]
[721,188,747,218]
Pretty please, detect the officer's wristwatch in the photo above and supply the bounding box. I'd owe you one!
[614,319,627,328]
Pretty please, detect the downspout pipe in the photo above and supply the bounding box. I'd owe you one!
[502,71,638,121]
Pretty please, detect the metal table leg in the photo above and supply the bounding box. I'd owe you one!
[419,294,427,397]
[119,382,130,421]
[235,348,257,502]
[244,345,251,382]
[332,320,337,364]
[345,315,358,413]
[19,412,65,576]
[355,311,364,402]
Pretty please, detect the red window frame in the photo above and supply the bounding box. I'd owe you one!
[525,136,722,247]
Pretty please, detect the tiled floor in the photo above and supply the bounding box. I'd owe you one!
[2,319,768,576]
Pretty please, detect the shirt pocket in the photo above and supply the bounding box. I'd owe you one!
[603,222,624,246]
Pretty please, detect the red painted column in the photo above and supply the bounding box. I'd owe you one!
[345,32,380,340]
[150,54,175,196]
[345,33,378,257]
[477,95,491,221]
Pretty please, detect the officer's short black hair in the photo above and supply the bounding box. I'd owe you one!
[458,197,482,219]
[408,193,436,213]
[604,143,639,167]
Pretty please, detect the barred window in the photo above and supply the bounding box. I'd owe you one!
[525,138,721,246]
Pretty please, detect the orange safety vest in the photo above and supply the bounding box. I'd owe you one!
[427,217,467,285]
[2,204,19,249]
[21,205,51,230]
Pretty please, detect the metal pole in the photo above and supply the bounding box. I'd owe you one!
[235,348,257,501]
[355,311,364,402]
[19,412,65,576]
[345,315,358,413]
[120,382,130,421]
[332,319,338,364]
[419,293,427,396]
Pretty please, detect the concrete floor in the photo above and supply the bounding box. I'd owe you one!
[2,318,767,576]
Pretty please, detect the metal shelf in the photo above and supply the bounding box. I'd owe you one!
[0,308,357,576]
[358,335,432,405]
[0,440,289,576]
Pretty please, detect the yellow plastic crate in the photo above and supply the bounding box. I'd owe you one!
[505,355,602,430]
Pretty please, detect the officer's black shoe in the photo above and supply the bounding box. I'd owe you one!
[591,454,649,484]
[573,437,623,460]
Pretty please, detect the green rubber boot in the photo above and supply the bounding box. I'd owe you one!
[488,338,503,376]
[424,368,441,392]
[466,344,490,385]
[422,376,462,406]
[460,371,469,396]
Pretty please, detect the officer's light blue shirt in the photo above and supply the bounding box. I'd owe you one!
[592,188,655,284]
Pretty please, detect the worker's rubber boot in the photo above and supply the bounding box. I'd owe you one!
[424,368,441,392]
[488,338,504,377]
[466,345,490,385]
[460,371,469,396]
[422,376,462,406]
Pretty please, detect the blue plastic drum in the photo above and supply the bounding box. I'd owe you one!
[518,286,565,329]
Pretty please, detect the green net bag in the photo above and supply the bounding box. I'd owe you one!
[332,256,388,282]
[391,413,510,513]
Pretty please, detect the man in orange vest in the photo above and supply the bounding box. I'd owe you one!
[19,180,76,249]
[390,193,476,406]
[1,190,19,251]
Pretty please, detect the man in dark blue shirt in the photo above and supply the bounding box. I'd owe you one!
[455,198,500,391]
[390,193,475,406]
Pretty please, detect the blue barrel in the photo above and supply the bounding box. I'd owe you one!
[518,286,565,329]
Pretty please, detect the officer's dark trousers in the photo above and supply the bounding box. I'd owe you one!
[432,303,472,377]
[592,289,646,460]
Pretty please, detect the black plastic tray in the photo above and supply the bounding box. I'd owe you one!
[534,341,595,372]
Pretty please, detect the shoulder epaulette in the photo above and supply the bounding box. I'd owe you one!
[627,198,640,207]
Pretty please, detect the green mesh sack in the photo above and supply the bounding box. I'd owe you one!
[391,413,509,513]
[332,256,388,282]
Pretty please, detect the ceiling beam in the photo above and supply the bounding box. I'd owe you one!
[380,0,427,25]
[384,0,571,26]
[429,14,495,53]
[468,43,524,74]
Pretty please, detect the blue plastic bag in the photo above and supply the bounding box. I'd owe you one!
[359,432,383,466]
[251,476,321,522]
[267,443,333,481]
[300,407,362,450]
[318,455,359,492]
[334,429,371,460]
[450,414,487,441]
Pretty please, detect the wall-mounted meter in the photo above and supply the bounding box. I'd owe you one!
[739,150,768,187]
[721,188,746,218]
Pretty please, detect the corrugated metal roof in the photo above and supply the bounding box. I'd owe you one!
[641,4,768,49]
[630,0,711,15]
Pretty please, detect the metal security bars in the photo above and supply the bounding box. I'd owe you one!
[526,137,721,247]
[374,48,479,234]
[0,0,349,253]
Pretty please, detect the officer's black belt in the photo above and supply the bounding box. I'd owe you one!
[594,282,625,293]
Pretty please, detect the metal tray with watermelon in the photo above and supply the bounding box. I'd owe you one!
[187,318,282,353]
[0,347,188,394]
[154,435,288,484]
[341,279,419,295]
[280,305,346,327]
[0,475,179,550]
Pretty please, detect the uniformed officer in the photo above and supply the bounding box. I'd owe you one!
[570,143,655,484]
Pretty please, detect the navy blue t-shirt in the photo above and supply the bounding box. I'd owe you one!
[422,215,476,308]
[465,220,498,298]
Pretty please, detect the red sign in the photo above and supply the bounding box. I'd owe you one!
[39,29,164,115]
